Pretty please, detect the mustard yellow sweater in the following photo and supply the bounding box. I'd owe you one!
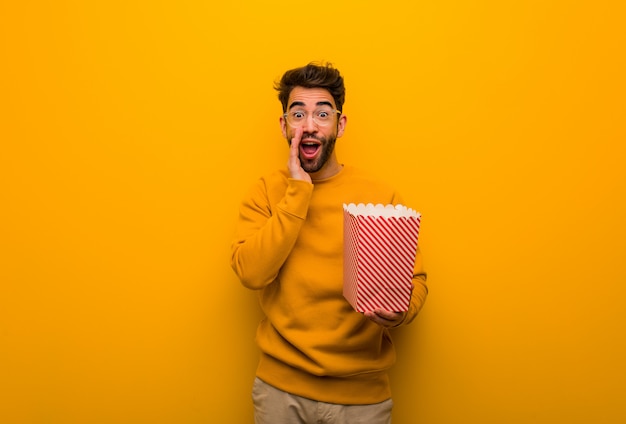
[231,165,428,404]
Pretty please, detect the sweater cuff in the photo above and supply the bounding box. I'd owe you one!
[278,178,314,219]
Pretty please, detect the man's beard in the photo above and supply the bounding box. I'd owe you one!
[294,132,337,174]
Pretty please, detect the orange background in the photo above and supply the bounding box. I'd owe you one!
[1,1,625,423]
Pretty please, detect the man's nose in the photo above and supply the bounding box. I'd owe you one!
[302,114,318,132]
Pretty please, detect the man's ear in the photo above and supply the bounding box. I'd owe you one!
[337,114,347,138]
[280,115,288,139]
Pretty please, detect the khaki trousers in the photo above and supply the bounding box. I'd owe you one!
[252,377,393,424]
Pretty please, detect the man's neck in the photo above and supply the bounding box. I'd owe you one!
[309,157,343,181]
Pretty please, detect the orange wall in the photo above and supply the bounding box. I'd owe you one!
[1,1,625,423]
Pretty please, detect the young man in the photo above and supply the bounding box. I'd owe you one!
[230,62,428,424]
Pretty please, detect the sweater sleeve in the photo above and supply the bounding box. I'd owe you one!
[230,177,314,290]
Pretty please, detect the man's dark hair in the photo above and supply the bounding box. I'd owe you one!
[274,62,345,113]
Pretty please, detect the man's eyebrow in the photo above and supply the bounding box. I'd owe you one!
[288,100,334,110]
[316,101,333,108]
[288,101,305,110]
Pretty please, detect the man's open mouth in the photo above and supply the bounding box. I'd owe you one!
[300,142,321,159]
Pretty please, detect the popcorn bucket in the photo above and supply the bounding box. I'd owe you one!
[343,203,421,312]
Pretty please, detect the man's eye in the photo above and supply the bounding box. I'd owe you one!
[292,111,305,119]
[317,111,330,119]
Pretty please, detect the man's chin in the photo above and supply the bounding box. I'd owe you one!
[301,162,323,174]
[299,154,322,173]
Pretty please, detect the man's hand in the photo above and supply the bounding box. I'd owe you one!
[364,309,406,328]
[287,127,312,183]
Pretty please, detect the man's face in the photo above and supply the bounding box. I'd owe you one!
[280,87,346,174]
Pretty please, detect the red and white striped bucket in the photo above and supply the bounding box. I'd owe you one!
[343,203,421,312]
